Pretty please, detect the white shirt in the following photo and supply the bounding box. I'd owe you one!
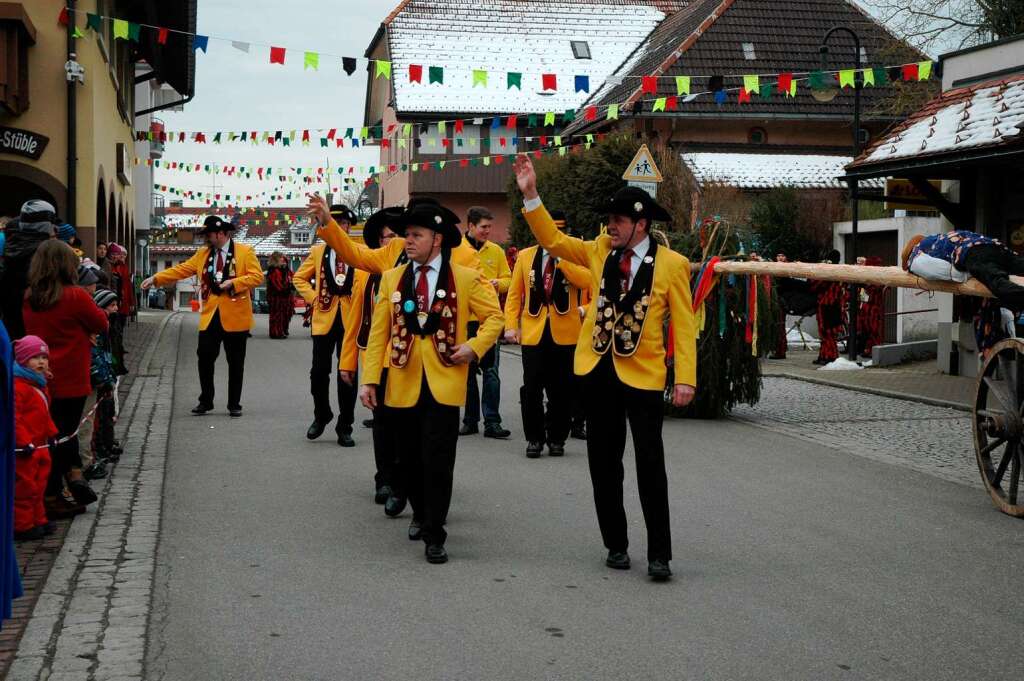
[327,249,347,279]
[413,253,443,302]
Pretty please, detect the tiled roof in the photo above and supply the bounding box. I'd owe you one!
[567,0,925,133]
[849,74,1024,170]
[385,0,677,114]
[684,152,886,188]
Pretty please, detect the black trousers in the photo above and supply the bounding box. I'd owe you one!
[371,369,398,489]
[582,355,672,562]
[520,322,575,445]
[964,245,1024,311]
[48,395,87,496]
[197,311,248,410]
[310,311,357,435]
[394,379,459,546]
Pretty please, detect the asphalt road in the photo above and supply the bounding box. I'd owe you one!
[148,314,1024,681]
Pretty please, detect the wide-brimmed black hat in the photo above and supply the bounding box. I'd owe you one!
[363,206,405,249]
[395,197,462,248]
[198,215,236,234]
[605,186,672,224]
[330,204,357,224]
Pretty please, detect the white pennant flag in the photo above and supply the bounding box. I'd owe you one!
[231,41,251,53]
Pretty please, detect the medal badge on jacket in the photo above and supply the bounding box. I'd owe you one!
[390,261,458,369]
[592,243,658,357]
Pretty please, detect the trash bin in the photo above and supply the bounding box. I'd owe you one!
[189,299,200,312]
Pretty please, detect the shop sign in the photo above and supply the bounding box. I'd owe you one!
[0,126,48,160]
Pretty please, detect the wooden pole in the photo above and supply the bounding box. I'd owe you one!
[692,261,1024,300]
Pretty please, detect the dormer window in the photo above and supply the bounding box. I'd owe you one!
[290,228,311,246]
[741,43,756,60]
[859,46,868,63]
[571,41,591,59]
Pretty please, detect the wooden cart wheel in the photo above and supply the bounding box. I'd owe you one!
[974,339,1024,517]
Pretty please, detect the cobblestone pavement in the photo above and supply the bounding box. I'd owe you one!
[732,377,978,487]
[6,311,180,681]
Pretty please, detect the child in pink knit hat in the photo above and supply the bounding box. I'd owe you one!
[12,336,58,540]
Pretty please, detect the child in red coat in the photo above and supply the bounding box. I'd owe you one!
[13,336,58,541]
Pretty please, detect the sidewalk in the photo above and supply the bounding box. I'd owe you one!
[762,348,975,411]
[0,310,173,680]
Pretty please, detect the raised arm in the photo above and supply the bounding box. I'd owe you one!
[513,155,591,267]
[558,259,593,291]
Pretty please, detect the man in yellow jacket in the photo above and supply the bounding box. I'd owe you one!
[513,155,696,582]
[293,205,364,447]
[504,215,592,458]
[461,207,512,439]
[142,216,264,417]
[310,197,502,564]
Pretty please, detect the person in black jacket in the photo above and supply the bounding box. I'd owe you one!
[0,201,58,339]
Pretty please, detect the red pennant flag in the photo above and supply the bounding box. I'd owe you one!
[327,128,336,139]
[382,138,391,148]
[777,72,793,94]
[642,76,657,95]
[196,133,207,143]
[738,88,751,103]
[389,164,397,173]
[302,129,310,142]
[270,46,286,64]
[540,135,548,145]
[585,106,597,121]
[542,73,557,91]
[494,155,505,165]
[386,124,396,133]
[58,8,69,25]
[442,138,450,147]
[666,96,678,111]
[336,139,344,148]
[460,159,469,167]
[598,133,607,141]
[507,115,518,129]
[158,27,169,45]
[178,132,185,142]
[454,119,464,133]
[902,63,918,81]
[409,64,423,83]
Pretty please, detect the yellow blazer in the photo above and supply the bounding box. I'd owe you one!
[523,204,697,390]
[339,271,371,373]
[317,219,483,276]
[152,240,264,332]
[362,261,503,408]
[293,243,363,337]
[505,245,593,346]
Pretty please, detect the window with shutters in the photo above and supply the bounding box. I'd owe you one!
[0,3,36,115]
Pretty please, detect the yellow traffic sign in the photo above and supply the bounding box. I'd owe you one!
[622,144,664,183]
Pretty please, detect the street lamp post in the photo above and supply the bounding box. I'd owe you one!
[816,26,863,362]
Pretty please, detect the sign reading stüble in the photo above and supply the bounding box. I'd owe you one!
[0,126,49,160]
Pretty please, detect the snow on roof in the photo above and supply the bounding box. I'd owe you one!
[684,152,886,189]
[853,75,1024,168]
[387,1,668,114]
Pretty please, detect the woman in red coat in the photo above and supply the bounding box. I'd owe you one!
[23,241,108,517]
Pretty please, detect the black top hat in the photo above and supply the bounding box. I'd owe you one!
[198,215,237,234]
[395,197,462,248]
[363,206,405,249]
[605,186,672,224]
[330,204,357,224]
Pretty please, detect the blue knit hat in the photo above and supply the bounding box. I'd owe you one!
[57,223,76,243]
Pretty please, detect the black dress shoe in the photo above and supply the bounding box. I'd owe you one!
[191,403,213,415]
[425,544,448,564]
[484,425,511,439]
[605,551,631,570]
[648,559,672,581]
[337,433,355,447]
[526,441,543,459]
[408,519,423,541]
[459,423,479,436]
[306,420,327,440]
[229,408,243,418]
[570,425,587,440]
[547,442,565,457]
[384,495,407,518]
[68,478,98,506]
[374,485,392,505]
[362,418,375,428]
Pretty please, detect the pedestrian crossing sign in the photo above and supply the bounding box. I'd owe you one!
[622,144,663,183]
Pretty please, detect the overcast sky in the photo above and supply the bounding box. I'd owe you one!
[155,0,395,208]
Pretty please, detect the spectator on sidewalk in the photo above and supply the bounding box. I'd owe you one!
[0,201,59,339]
[12,336,57,541]
[23,240,108,518]
[82,290,121,481]
[104,243,133,376]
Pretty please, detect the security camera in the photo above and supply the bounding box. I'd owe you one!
[65,53,85,84]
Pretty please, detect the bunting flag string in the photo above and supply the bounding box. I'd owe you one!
[62,7,934,95]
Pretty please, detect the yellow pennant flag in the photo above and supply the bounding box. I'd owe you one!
[839,69,855,88]
[862,68,875,87]
[113,19,129,40]
[304,52,319,71]
[743,75,759,94]
[789,79,797,97]
[544,112,556,126]
[472,69,488,87]
[607,103,619,120]
[918,61,933,80]
[375,60,391,80]
[675,75,690,96]
[652,97,667,112]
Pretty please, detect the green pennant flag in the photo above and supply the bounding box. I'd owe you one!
[862,68,875,87]
[562,109,575,124]
[607,103,619,120]
[527,114,537,127]
[320,138,328,147]
[507,72,522,90]
[918,61,933,80]
[470,158,479,167]
[282,137,290,147]
[213,132,222,143]
[652,97,666,112]
[86,13,101,32]
[759,83,773,99]
[304,52,319,71]
[113,19,129,40]
[809,70,825,90]
[839,69,855,88]
[743,74,759,94]
[375,60,391,80]
[128,22,141,41]
[473,69,488,87]
[438,161,446,169]
[345,128,354,139]
[871,67,888,85]
[544,112,556,127]
[428,66,443,84]
[675,76,691,96]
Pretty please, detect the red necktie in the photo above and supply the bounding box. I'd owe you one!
[543,255,556,302]
[216,250,225,273]
[416,265,431,312]
[619,249,634,294]
[335,255,345,277]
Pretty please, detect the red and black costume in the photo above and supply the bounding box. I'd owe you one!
[266,264,294,339]
[857,257,886,358]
